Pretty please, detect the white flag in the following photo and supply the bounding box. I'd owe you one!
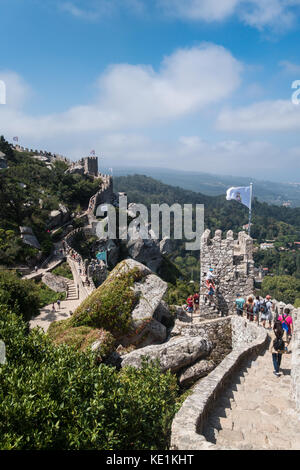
[226,186,251,209]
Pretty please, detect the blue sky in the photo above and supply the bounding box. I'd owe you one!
[1,0,300,181]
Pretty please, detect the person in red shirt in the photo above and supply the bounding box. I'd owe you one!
[186,295,194,314]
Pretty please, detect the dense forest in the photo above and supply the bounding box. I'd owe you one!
[114,174,300,281]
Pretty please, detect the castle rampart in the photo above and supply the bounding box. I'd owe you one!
[200,230,254,315]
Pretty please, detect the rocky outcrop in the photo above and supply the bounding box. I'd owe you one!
[42,272,68,293]
[19,226,41,250]
[178,360,215,387]
[47,204,70,229]
[126,236,163,273]
[121,336,213,372]
[159,237,173,255]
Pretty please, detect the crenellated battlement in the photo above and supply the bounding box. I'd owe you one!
[200,229,254,315]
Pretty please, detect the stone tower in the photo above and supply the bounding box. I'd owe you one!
[200,229,254,316]
[84,156,98,177]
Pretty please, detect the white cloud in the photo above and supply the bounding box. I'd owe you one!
[60,0,144,21]
[217,99,300,131]
[0,44,242,139]
[159,0,300,31]
[279,60,300,74]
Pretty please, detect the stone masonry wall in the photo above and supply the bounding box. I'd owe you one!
[291,308,300,417]
[200,230,254,316]
[170,317,268,450]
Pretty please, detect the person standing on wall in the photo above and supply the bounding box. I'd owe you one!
[235,294,245,316]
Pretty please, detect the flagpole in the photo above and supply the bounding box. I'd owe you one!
[248,183,253,237]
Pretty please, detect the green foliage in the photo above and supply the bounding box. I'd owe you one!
[165,279,197,306]
[0,270,40,321]
[70,266,142,335]
[260,275,300,304]
[0,136,101,267]
[52,262,73,280]
[0,309,178,450]
[34,282,66,309]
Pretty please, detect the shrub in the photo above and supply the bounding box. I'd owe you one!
[70,267,143,336]
[0,271,40,321]
[0,309,178,450]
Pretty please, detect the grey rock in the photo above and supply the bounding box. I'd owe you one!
[179,360,215,387]
[121,336,213,372]
[42,272,68,293]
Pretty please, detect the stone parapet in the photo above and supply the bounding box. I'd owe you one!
[170,317,268,450]
[291,308,300,418]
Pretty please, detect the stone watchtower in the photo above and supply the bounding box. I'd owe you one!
[200,229,254,316]
[84,156,98,177]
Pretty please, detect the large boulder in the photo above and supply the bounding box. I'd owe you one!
[54,259,168,349]
[121,336,213,372]
[126,236,163,273]
[42,272,68,293]
[178,360,215,387]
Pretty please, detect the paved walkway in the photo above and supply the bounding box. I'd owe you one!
[202,329,300,450]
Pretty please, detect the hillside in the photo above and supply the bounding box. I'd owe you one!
[114,175,300,280]
[0,136,100,266]
[113,167,300,208]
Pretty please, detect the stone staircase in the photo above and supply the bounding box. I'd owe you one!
[201,332,300,450]
[66,279,78,301]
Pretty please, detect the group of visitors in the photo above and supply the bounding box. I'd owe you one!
[185,292,200,314]
[235,294,274,328]
[235,293,294,377]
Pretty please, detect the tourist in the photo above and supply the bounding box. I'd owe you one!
[245,296,255,321]
[186,295,194,314]
[193,292,200,312]
[270,322,285,377]
[253,296,261,324]
[265,295,273,329]
[57,299,61,309]
[235,294,245,316]
[205,269,215,305]
[278,308,293,350]
[34,266,38,272]
[52,303,55,312]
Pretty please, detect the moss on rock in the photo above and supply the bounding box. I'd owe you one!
[69,266,143,335]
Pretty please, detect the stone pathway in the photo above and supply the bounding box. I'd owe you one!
[29,296,81,332]
[202,330,300,450]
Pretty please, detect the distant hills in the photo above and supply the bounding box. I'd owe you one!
[110,166,300,208]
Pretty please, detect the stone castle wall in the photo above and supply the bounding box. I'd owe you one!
[170,317,268,450]
[88,174,114,215]
[200,230,254,315]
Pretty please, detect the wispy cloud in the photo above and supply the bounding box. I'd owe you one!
[0,43,242,137]
[60,0,145,21]
[158,0,300,32]
[279,60,300,74]
[217,99,300,132]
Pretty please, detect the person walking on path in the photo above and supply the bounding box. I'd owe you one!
[278,308,293,351]
[57,299,61,309]
[245,296,255,321]
[235,294,245,316]
[265,295,273,329]
[270,321,285,377]
[52,303,56,312]
[253,296,261,324]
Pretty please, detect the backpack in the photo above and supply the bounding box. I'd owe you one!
[280,314,289,332]
[273,337,285,352]
[260,300,267,314]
